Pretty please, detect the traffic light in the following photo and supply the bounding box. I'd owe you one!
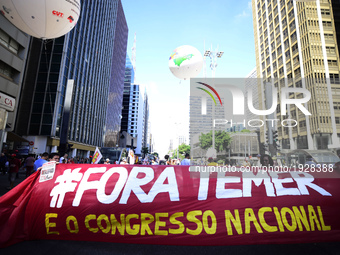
[67,143,73,153]
[272,130,280,151]
[272,130,278,142]
[265,131,269,144]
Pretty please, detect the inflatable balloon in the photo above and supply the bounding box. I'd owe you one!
[0,0,81,39]
[169,45,203,80]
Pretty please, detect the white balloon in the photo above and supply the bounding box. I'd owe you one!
[169,45,203,80]
[0,0,81,39]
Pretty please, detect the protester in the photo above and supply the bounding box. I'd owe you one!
[60,153,68,163]
[49,153,60,162]
[120,158,128,164]
[104,158,110,164]
[0,152,7,175]
[260,154,274,167]
[33,152,49,171]
[24,154,35,177]
[181,153,190,165]
[165,155,171,165]
[8,154,21,190]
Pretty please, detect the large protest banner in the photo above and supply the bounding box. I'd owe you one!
[0,164,339,247]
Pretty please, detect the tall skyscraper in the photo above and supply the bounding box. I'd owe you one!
[121,55,134,134]
[15,0,128,157]
[245,68,260,131]
[0,14,30,152]
[252,0,340,152]
[104,1,129,147]
[126,84,147,155]
[142,90,149,149]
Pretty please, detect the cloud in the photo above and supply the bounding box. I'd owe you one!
[235,1,252,18]
[236,10,249,18]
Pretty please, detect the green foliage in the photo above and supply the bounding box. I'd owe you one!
[141,147,149,157]
[240,129,251,133]
[169,143,190,159]
[199,130,231,153]
[217,159,225,165]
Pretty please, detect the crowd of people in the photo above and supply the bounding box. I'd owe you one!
[1,151,192,189]
[0,152,94,190]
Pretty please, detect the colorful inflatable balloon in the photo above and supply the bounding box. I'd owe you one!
[0,0,81,39]
[169,45,203,80]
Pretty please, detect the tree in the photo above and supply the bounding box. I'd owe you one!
[141,147,149,158]
[199,130,231,153]
[170,143,190,159]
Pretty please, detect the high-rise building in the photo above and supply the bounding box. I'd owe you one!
[0,14,30,152]
[126,84,147,155]
[190,96,225,159]
[142,91,149,149]
[104,1,129,147]
[120,56,150,155]
[15,0,128,157]
[121,54,134,134]
[244,68,260,131]
[252,0,340,152]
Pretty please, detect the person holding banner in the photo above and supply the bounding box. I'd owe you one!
[49,153,60,163]
[33,152,49,171]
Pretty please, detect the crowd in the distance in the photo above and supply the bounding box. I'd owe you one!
[0,152,93,190]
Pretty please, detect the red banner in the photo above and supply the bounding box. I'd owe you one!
[0,164,340,247]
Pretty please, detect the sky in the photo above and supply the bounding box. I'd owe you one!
[121,0,256,157]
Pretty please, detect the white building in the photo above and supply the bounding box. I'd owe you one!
[127,84,148,155]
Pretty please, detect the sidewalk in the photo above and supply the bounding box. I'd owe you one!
[0,169,27,197]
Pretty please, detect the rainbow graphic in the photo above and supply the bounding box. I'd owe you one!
[169,49,178,60]
[196,82,223,106]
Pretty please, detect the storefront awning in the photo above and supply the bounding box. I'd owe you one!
[6,132,29,143]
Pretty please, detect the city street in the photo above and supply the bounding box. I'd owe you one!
[0,170,339,255]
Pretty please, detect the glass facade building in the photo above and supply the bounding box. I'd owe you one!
[121,55,134,133]
[16,0,128,156]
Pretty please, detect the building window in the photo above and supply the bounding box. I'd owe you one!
[0,60,15,80]
[0,29,19,54]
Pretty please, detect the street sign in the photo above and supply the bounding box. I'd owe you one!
[29,141,34,146]
[0,92,15,112]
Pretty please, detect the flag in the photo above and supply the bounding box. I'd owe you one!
[91,147,102,164]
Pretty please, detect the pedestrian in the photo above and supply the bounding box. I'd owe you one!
[8,154,21,189]
[33,152,49,171]
[0,152,7,175]
[181,153,190,165]
[25,154,35,177]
